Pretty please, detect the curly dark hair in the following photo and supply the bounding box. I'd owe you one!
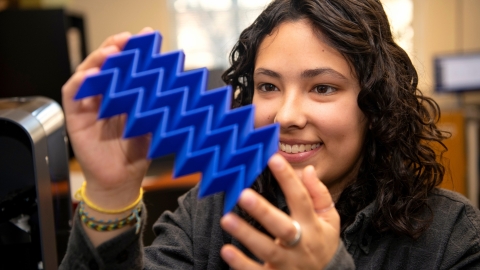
[222,0,450,239]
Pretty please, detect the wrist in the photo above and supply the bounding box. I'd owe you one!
[79,200,143,233]
[76,181,143,213]
[77,200,144,247]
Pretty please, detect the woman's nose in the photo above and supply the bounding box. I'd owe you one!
[274,94,307,130]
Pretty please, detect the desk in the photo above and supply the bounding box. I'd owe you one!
[65,158,200,202]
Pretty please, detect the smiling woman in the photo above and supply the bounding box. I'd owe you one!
[252,19,368,201]
[59,0,480,269]
[221,0,480,268]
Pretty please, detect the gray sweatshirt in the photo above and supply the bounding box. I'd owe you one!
[60,186,480,269]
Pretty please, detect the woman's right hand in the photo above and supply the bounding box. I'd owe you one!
[62,28,153,211]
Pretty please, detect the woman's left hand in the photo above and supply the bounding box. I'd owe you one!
[220,153,340,269]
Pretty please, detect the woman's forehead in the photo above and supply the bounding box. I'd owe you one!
[254,19,356,81]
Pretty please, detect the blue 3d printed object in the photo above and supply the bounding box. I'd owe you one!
[74,31,279,214]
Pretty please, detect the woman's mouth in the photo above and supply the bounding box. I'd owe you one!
[277,141,322,163]
[279,142,322,154]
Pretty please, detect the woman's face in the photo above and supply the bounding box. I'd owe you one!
[252,19,368,199]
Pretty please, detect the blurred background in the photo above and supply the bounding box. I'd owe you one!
[0,0,479,268]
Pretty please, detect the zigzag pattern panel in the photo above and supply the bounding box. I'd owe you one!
[74,31,279,213]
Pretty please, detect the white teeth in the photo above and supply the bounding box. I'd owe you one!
[279,142,321,154]
[291,145,299,153]
[299,144,305,152]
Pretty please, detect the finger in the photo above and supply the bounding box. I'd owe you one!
[75,45,121,72]
[138,26,154,34]
[236,189,303,248]
[268,154,314,220]
[301,165,340,231]
[62,68,100,114]
[301,165,335,216]
[76,31,131,72]
[220,213,285,264]
[98,31,131,50]
[221,245,263,270]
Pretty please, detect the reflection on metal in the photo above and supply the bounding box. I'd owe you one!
[0,96,71,270]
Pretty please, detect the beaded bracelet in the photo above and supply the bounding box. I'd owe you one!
[74,181,143,214]
[78,201,143,234]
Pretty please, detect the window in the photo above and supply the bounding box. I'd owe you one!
[171,0,271,69]
[171,0,414,69]
[381,0,414,57]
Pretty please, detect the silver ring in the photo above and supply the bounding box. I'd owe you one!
[282,220,302,247]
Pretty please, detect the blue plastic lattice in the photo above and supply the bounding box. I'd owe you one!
[75,31,279,214]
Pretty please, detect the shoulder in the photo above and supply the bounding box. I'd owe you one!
[420,189,480,267]
[427,188,480,239]
[428,188,480,218]
[430,188,473,203]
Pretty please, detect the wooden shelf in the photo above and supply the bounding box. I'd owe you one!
[61,159,200,200]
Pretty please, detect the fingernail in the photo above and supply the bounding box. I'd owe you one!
[101,45,117,55]
[269,154,285,170]
[305,165,315,175]
[222,214,238,230]
[221,248,235,261]
[85,68,98,75]
[114,31,130,40]
[240,190,256,209]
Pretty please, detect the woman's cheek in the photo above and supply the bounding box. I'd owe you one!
[254,101,277,127]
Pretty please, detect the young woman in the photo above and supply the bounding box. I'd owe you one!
[60,0,480,269]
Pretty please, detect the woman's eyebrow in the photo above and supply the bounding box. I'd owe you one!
[254,67,348,81]
[301,68,348,80]
[254,68,281,78]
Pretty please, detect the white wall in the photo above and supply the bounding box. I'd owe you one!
[413,0,480,108]
[66,0,175,54]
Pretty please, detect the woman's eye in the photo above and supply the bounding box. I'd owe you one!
[258,83,278,92]
[313,85,337,95]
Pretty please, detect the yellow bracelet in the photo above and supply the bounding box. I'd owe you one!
[74,181,143,214]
